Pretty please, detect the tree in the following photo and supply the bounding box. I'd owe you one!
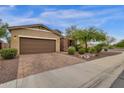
[106,36,116,45]
[0,19,10,47]
[66,25,83,45]
[0,25,6,38]
[4,31,11,47]
[81,27,107,49]
[115,40,124,48]
[66,25,78,37]
[66,26,107,50]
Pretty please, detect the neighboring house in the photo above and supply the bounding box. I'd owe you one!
[8,24,62,55]
[0,40,9,49]
[0,40,3,49]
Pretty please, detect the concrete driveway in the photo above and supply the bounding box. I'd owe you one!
[18,53,84,79]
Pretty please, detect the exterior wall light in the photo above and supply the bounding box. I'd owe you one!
[13,35,17,40]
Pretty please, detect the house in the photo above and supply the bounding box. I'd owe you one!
[8,24,62,55]
[0,40,9,49]
[60,37,74,51]
[7,24,74,55]
[0,40,3,49]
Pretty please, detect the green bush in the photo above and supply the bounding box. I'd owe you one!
[0,48,17,59]
[115,40,124,48]
[78,48,85,54]
[104,48,108,52]
[98,43,107,47]
[89,47,96,53]
[68,46,76,55]
[108,45,113,49]
[94,44,103,53]
[74,44,82,51]
[85,48,89,53]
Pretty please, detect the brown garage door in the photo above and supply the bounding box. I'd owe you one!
[20,37,56,54]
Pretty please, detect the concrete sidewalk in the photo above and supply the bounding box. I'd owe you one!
[0,53,124,88]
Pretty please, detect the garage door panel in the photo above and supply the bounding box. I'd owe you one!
[20,37,56,54]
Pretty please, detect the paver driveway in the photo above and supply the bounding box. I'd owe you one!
[18,53,85,79]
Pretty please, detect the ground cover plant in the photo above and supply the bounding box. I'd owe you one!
[0,48,17,59]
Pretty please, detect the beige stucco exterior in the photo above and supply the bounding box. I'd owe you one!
[10,28,60,54]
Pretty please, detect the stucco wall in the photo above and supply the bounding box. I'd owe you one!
[10,28,60,54]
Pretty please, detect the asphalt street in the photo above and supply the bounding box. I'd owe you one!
[111,70,124,88]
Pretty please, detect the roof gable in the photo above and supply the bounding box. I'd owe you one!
[8,24,62,36]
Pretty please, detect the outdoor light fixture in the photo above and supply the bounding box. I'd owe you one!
[13,35,17,40]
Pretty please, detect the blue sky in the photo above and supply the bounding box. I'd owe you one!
[0,5,124,41]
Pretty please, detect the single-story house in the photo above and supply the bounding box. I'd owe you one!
[8,24,63,55]
[8,24,73,55]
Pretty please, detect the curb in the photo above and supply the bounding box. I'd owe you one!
[79,62,124,88]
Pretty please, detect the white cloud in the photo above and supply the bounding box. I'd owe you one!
[0,6,15,12]
[94,7,124,17]
[0,6,123,41]
[9,5,15,8]
[38,7,124,28]
[41,9,93,19]
[0,6,124,33]
[3,14,44,26]
[0,6,10,13]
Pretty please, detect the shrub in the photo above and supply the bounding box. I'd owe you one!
[94,45,103,53]
[78,48,85,54]
[98,43,107,47]
[115,40,124,48]
[74,44,82,51]
[85,48,89,53]
[68,46,76,55]
[89,47,96,53]
[108,45,112,49]
[0,48,17,59]
[104,48,108,52]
